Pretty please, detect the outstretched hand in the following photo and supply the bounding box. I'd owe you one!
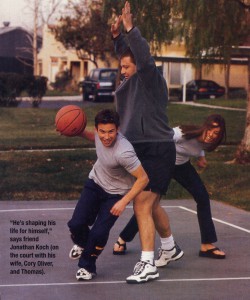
[122,1,133,32]
[111,15,122,38]
[110,1,133,38]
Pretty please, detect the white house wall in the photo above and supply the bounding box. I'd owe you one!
[38,25,119,85]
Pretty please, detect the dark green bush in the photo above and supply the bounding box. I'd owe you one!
[0,73,48,107]
[0,73,24,107]
[228,87,247,99]
[25,75,48,107]
[52,70,72,91]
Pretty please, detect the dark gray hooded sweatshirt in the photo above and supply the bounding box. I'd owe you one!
[114,26,174,144]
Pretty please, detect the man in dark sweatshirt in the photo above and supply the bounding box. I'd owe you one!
[111,1,184,284]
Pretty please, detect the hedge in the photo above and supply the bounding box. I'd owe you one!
[0,73,47,107]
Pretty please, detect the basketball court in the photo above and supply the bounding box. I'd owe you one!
[0,199,249,300]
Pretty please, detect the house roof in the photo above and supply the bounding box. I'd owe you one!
[0,25,42,59]
[0,25,42,39]
[0,26,31,36]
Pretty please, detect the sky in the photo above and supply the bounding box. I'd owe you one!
[0,0,68,30]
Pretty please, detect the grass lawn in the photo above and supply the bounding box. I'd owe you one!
[0,100,249,211]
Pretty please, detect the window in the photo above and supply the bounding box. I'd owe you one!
[92,70,100,80]
[170,63,181,85]
[100,70,118,80]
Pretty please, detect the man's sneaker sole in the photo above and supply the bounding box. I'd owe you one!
[126,260,159,284]
[155,249,184,267]
[69,245,83,260]
[76,268,96,281]
[126,271,159,284]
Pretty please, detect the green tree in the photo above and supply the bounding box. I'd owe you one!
[103,0,173,53]
[54,0,173,66]
[173,0,250,163]
[53,0,250,162]
[53,0,114,67]
[174,0,249,97]
[233,48,250,163]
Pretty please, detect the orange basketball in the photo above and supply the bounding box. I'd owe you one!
[55,105,87,137]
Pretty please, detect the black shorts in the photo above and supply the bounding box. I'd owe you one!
[132,142,176,195]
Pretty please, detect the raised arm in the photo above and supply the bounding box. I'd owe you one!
[121,1,133,32]
[113,1,158,86]
[111,1,133,37]
[111,14,123,39]
[111,22,129,57]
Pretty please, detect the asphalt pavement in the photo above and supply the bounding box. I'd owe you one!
[0,199,249,300]
[2,97,248,299]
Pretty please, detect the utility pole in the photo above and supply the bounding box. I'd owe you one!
[33,0,38,76]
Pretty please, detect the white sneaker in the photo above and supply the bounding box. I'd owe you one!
[155,243,184,267]
[69,244,83,260]
[126,260,159,284]
[76,268,96,281]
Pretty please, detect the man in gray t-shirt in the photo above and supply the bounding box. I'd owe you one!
[67,109,148,281]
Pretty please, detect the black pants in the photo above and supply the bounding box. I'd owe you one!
[120,161,217,244]
[68,179,122,273]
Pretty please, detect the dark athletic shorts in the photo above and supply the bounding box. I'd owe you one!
[132,142,176,195]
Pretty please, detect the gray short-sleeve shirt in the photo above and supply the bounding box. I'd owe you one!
[173,127,205,165]
[89,132,141,195]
